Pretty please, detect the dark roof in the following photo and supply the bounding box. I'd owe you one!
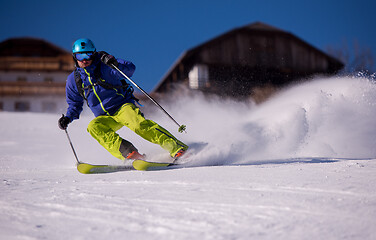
[243,21,285,32]
[153,21,342,92]
[154,22,287,92]
[0,37,70,57]
[184,21,325,60]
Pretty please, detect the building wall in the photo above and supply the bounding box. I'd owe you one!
[0,71,68,83]
[0,95,67,113]
[0,70,70,113]
[0,37,74,113]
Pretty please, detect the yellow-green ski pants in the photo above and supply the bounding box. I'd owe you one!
[87,103,187,160]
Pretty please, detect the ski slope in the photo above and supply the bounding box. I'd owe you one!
[1,75,376,239]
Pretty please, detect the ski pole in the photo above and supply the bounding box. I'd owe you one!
[64,126,81,165]
[111,64,187,133]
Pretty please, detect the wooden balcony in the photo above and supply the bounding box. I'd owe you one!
[0,56,74,72]
[0,81,65,96]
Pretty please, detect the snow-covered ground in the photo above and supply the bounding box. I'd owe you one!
[1,75,376,239]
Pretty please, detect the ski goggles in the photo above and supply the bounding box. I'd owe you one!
[74,52,95,61]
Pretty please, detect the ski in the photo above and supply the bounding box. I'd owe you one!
[76,161,176,174]
[132,159,177,171]
[77,162,134,174]
[75,142,208,174]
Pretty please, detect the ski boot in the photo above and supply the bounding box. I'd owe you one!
[126,151,146,160]
[173,147,188,163]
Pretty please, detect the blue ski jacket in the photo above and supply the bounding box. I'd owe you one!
[65,54,136,122]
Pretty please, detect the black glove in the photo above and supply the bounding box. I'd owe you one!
[99,51,118,68]
[58,115,70,130]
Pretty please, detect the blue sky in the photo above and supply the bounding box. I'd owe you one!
[1,0,375,92]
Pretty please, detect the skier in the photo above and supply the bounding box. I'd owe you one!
[58,38,188,162]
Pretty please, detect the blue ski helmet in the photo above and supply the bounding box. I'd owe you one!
[72,38,96,53]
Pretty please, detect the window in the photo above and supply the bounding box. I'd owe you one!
[42,102,57,112]
[188,64,209,89]
[44,77,53,83]
[15,102,30,111]
[17,76,27,82]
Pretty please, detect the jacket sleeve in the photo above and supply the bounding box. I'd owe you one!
[115,58,136,78]
[65,72,84,122]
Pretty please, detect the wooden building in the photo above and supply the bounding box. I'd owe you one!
[153,22,343,101]
[0,37,74,112]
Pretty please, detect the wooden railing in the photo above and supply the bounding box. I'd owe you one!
[0,81,66,96]
[0,56,74,72]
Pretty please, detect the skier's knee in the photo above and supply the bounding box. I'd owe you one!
[87,118,103,134]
